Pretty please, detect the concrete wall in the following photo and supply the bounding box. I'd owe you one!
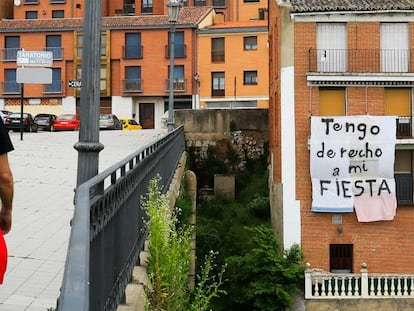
[174,108,268,142]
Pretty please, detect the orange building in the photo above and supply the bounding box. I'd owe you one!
[198,20,269,109]
[269,0,414,279]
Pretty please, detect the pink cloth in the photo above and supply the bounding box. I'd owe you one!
[354,193,396,222]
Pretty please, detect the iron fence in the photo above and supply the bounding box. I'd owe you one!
[308,48,412,73]
[58,126,185,311]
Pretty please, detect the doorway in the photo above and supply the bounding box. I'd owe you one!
[139,103,154,129]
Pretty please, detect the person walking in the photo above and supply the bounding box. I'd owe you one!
[0,118,14,283]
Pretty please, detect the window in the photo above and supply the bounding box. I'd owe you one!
[45,68,62,93]
[124,66,142,92]
[168,31,185,58]
[319,88,346,116]
[244,0,259,2]
[50,0,66,3]
[4,69,19,94]
[46,35,62,59]
[212,72,225,96]
[330,244,353,273]
[52,10,64,18]
[25,11,38,19]
[395,150,413,204]
[194,0,206,6]
[317,23,347,72]
[4,36,20,61]
[211,37,224,62]
[24,0,39,3]
[141,0,153,14]
[385,88,411,137]
[381,23,409,72]
[76,31,107,58]
[124,0,135,14]
[169,65,185,91]
[124,33,142,59]
[244,36,257,50]
[244,71,257,85]
[212,0,225,7]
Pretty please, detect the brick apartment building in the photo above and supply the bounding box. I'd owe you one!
[0,0,268,129]
[269,0,414,279]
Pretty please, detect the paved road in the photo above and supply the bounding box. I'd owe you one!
[0,129,166,311]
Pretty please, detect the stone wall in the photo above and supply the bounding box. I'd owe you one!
[306,299,414,311]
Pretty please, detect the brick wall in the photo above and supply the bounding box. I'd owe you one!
[294,21,414,273]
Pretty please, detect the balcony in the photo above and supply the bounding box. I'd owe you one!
[1,81,21,95]
[395,173,413,205]
[165,45,187,58]
[165,79,186,92]
[123,45,143,59]
[45,47,63,60]
[44,80,62,94]
[123,79,142,93]
[307,48,414,93]
[305,263,414,299]
[2,48,21,61]
[308,49,412,73]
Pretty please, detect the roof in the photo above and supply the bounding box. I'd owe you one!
[290,0,414,13]
[0,6,214,32]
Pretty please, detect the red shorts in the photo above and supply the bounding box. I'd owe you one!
[0,231,7,284]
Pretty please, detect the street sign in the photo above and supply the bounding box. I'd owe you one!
[16,50,53,67]
[68,80,82,88]
[16,68,52,84]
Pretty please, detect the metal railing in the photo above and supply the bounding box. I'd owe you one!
[308,48,412,73]
[58,126,185,311]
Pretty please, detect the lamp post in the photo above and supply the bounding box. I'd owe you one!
[167,0,180,132]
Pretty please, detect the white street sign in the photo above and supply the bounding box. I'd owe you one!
[16,50,53,67]
[17,68,52,84]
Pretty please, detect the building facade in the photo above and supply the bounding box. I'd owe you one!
[269,0,414,278]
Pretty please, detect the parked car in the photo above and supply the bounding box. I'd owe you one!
[0,110,12,122]
[54,114,80,131]
[34,113,58,131]
[4,113,38,132]
[119,118,142,130]
[99,114,122,130]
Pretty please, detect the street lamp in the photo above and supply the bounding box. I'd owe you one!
[167,0,180,132]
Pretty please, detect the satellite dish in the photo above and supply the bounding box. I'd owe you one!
[14,0,21,6]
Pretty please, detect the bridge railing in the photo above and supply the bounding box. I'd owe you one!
[58,126,185,311]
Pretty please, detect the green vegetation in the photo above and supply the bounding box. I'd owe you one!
[142,176,225,311]
[195,144,305,311]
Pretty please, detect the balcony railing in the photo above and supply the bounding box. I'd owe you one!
[44,80,62,94]
[123,79,142,92]
[2,48,21,61]
[1,81,20,94]
[305,263,414,299]
[395,173,413,205]
[165,44,187,58]
[165,79,187,92]
[308,49,412,73]
[45,47,63,60]
[123,45,143,59]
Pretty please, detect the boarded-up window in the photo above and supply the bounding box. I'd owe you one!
[319,88,345,116]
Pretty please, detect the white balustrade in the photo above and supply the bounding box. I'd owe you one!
[305,263,414,299]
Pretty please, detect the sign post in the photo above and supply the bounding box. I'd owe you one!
[15,50,53,140]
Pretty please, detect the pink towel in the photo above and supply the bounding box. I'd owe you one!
[354,193,396,222]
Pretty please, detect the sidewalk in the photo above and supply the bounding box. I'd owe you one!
[0,129,165,311]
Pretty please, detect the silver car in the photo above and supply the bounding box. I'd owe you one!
[99,114,122,130]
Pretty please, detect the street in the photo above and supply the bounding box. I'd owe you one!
[0,129,166,311]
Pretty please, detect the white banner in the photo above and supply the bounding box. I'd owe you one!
[310,116,397,221]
